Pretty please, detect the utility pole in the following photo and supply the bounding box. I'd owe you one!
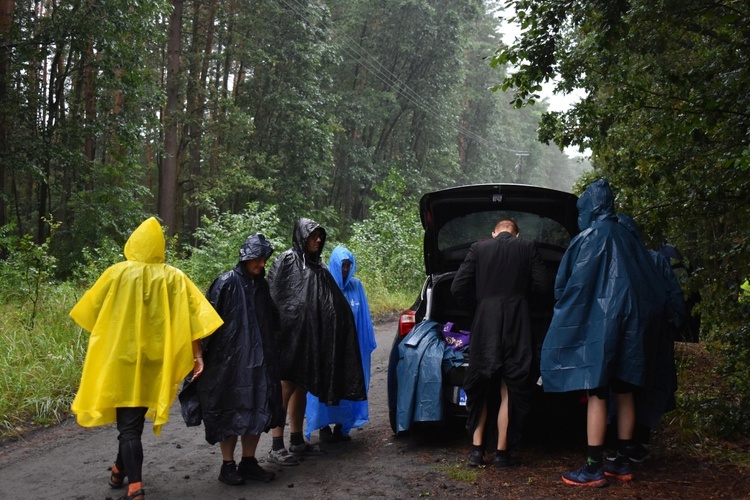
[515,152,529,183]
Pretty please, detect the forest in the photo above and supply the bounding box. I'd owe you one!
[0,0,584,258]
[1,0,749,445]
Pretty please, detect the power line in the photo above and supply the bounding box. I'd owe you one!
[277,0,529,156]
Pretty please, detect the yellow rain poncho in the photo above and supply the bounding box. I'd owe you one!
[70,217,223,435]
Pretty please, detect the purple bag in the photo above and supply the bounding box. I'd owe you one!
[441,322,470,351]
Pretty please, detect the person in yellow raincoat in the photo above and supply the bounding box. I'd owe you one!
[70,217,223,500]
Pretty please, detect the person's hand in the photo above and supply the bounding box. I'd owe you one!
[191,356,204,381]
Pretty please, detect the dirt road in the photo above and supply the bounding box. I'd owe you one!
[2,319,750,499]
[0,320,471,499]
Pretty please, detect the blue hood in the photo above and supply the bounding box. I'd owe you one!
[329,246,356,290]
[577,178,615,231]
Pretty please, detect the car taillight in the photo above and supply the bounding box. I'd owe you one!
[398,310,416,336]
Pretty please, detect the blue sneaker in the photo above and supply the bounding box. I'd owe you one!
[604,459,633,481]
[562,465,608,487]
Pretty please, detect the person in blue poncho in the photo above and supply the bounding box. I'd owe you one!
[540,179,669,487]
[605,216,687,465]
[305,246,377,443]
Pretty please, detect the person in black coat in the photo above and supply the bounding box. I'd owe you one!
[183,233,284,485]
[451,219,549,469]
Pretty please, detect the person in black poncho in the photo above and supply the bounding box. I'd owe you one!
[180,233,284,485]
[266,218,366,466]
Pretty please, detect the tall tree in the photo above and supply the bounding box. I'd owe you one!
[160,0,184,235]
[494,0,750,402]
[0,0,12,229]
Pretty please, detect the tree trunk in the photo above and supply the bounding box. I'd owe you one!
[0,0,14,229]
[160,0,183,235]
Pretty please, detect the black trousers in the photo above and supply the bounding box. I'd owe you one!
[115,407,148,483]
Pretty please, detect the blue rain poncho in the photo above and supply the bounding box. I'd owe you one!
[541,179,669,393]
[304,246,377,439]
[395,320,465,433]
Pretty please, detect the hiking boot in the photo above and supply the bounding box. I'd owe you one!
[238,457,276,482]
[289,442,327,457]
[468,449,484,467]
[218,461,245,485]
[267,448,300,466]
[493,454,521,469]
[562,465,608,487]
[604,459,633,481]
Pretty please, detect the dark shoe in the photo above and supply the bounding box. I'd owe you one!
[606,443,650,463]
[267,448,300,466]
[289,442,327,457]
[238,457,276,483]
[603,459,633,481]
[468,449,484,467]
[319,426,335,443]
[218,461,245,485]
[562,465,608,487]
[625,443,650,463]
[117,489,145,500]
[108,463,126,489]
[493,454,521,469]
[333,426,352,442]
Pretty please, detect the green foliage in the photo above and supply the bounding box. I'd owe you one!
[176,202,285,291]
[0,282,85,438]
[496,0,750,429]
[0,221,60,328]
[347,169,423,302]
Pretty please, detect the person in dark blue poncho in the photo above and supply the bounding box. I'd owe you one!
[305,246,377,443]
[541,179,669,487]
[180,233,283,486]
[607,214,687,464]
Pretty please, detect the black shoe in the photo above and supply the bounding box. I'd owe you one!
[605,443,650,463]
[332,426,352,442]
[468,449,484,467]
[320,426,335,443]
[218,461,245,485]
[493,454,521,469]
[238,457,276,483]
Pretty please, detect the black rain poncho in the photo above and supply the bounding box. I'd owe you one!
[451,230,549,449]
[179,233,284,444]
[267,218,366,405]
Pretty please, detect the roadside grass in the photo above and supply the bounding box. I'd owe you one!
[0,283,85,440]
[435,461,480,482]
[665,342,750,468]
[0,278,415,442]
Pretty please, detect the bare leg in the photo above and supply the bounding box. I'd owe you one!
[240,434,260,459]
[288,384,307,434]
[271,380,296,438]
[496,379,509,451]
[587,393,607,446]
[615,392,635,441]
[472,399,488,447]
[220,436,238,462]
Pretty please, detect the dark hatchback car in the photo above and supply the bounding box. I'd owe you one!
[387,183,581,435]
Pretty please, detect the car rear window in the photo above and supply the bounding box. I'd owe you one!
[438,210,572,251]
